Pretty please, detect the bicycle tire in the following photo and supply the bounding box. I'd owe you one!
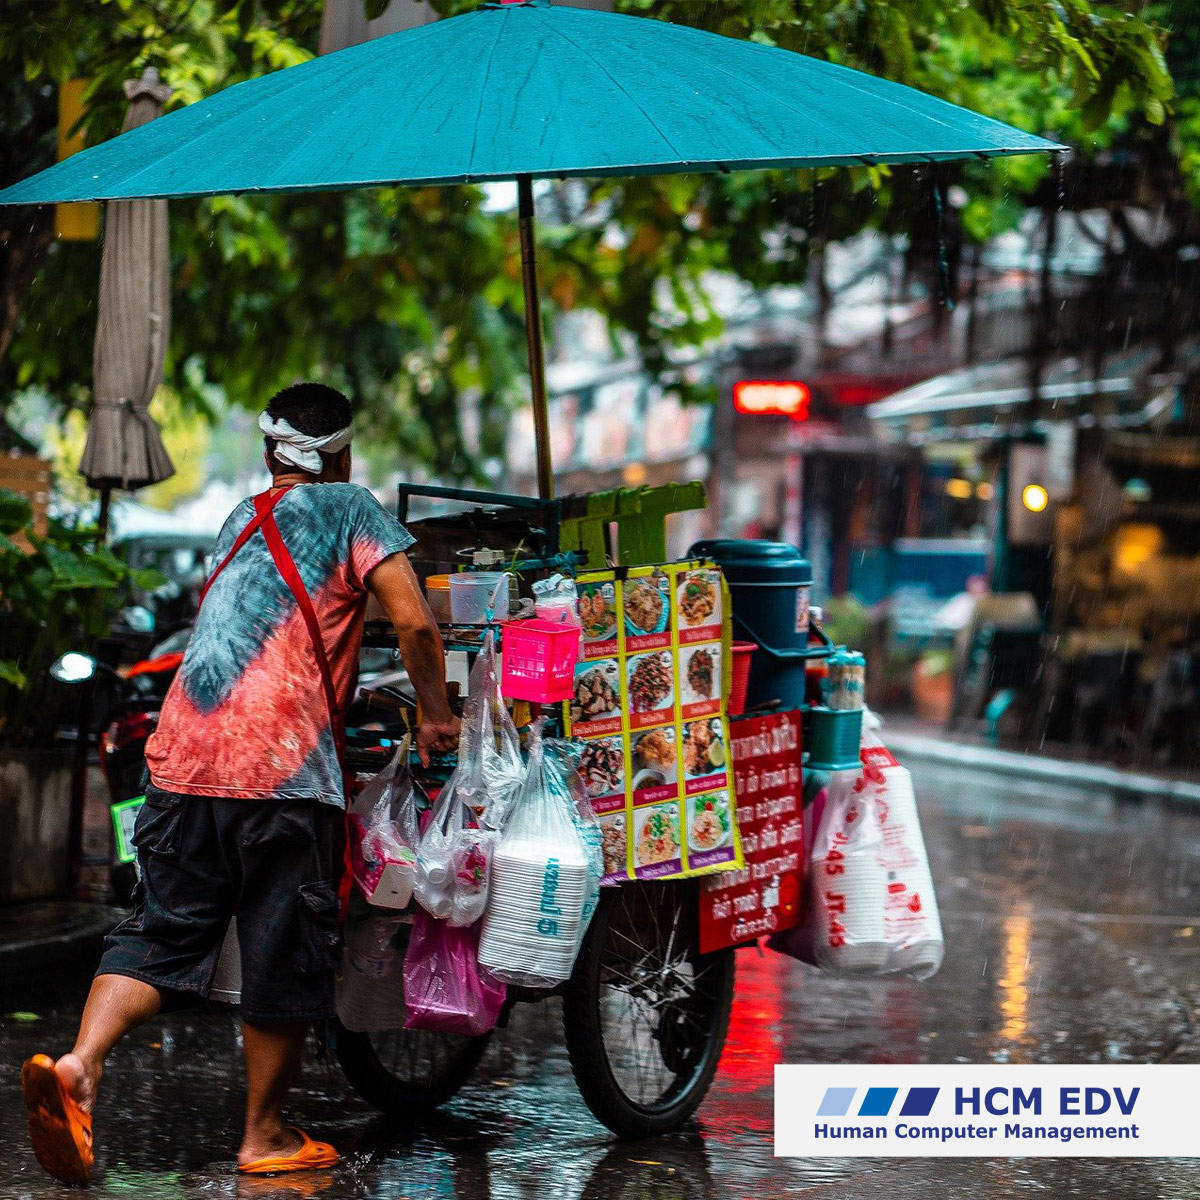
[563,881,736,1138]
[332,1019,490,1114]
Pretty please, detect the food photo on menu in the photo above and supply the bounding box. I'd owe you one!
[683,717,726,780]
[681,643,721,715]
[570,659,621,730]
[624,571,671,641]
[634,802,683,873]
[631,726,677,794]
[688,789,734,854]
[677,568,721,634]
[628,650,675,717]
[576,580,618,648]
[598,811,628,879]
[577,736,625,799]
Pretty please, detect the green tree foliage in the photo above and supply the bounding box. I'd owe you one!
[0,488,161,747]
[0,0,1179,479]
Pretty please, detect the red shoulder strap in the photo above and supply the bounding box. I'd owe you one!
[254,494,356,916]
[254,493,345,761]
[198,487,292,608]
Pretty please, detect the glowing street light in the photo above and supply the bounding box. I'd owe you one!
[1021,483,1049,513]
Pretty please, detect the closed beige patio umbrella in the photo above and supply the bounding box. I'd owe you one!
[81,67,175,532]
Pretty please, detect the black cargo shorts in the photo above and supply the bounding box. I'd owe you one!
[99,784,343,1023]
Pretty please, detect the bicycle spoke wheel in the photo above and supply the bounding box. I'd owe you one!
[333,1020,490,1114]
[563,880,735,1137]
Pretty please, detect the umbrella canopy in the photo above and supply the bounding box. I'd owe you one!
[0,1,1059,204]
[81,67,175,500]
[0,0,1061,499]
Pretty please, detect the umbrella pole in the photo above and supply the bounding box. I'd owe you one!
[97,485,112,542]
[517,175,554,501]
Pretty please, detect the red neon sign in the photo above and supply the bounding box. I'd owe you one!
[733,380,810,420]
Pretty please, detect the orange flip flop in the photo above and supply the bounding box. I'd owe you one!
[21,1054,94,1186]
[238,1128,338,1175]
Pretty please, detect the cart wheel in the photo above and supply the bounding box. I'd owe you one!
[562,880,735,1138]
[332,1020,490,1114]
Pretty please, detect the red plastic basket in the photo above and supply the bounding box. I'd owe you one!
[501,619,582,703]
[729,641,757,716]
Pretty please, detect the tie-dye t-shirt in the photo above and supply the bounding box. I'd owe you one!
[145,483,414,807]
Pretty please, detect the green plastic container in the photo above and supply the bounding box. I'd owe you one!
[689,539,816,710]
[803,706,864,771]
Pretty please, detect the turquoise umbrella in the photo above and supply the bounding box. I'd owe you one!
[0,0,1061,497]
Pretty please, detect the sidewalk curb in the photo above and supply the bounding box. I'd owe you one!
[884,732,1200,807]
[0,903,125,1000]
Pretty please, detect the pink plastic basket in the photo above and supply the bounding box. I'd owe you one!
[500,619,581,703]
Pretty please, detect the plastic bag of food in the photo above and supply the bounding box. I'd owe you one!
[413,772,499,926]
[479,720,592,987]
[457,629,525,830]
[532,573,581,626]
[349,739,419,910]
[403,910,506,1037]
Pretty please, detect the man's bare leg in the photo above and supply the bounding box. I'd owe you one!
[56,974,162,1112]
[238,1021,308,1166]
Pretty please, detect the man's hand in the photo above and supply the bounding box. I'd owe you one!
[417,715,461,767]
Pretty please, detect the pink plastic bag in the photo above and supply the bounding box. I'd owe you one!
[402,910,506,1037]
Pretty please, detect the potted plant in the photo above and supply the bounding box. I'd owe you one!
[911,648,955,726]
[0,488,154,900]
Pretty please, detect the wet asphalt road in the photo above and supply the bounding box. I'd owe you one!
[2,760,1199,1199]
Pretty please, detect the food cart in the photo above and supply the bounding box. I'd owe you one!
[335,479,843,1137]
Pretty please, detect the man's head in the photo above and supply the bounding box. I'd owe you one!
[261,383,353,482]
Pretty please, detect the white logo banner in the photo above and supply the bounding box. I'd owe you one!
[775,1065,1200,1157]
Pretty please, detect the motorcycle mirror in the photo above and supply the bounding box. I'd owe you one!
[49,652,98,684]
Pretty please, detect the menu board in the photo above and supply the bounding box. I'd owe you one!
[699,711,804,953]
[568,561,744,883]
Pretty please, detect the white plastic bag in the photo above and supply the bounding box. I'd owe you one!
[479,720,592,987]
[458,629,525,831]
[810,768,889,975]
[857,712,945,980]
[809,711,944,981]
[349,739,419,910]
[413,773,499,926]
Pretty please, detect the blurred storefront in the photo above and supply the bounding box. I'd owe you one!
[866,340,1200,762]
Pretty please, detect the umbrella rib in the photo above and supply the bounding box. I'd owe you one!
[539,17,688,163]
[466,17,509,180]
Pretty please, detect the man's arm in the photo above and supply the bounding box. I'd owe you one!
[367,553,460,765]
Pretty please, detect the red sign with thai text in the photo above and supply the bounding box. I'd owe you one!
[699,710,804,953]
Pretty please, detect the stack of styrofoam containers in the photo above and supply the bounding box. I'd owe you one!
[811,847,890,974]
[479,833,590,986]
[870,764,944,980]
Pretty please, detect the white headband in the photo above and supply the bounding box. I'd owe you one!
[259,411,352,474]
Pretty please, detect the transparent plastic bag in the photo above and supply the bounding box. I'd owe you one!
[479,720,591,987]
[543,737,604,954]
[805,710,944,981]
[856,711,944,981]
[414,767,500,926]
[336,904,411,1033]
[349,739,419,909]
[402,910,506,1037]
[532,573,581,626]
[458,629,525,831]
[810,767,888,975]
